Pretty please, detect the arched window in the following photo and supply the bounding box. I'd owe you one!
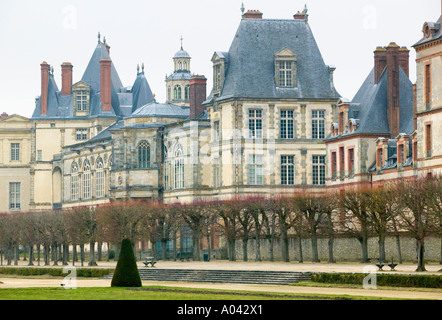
[138,141,151,169]
[96,157,105,198]
[70,162,79,201]
[185,85,190,101]
[82,159,91,199]
[178,61,182,70]
[167,86,171,101]
[183,61,188,71]
[174,144,184,189]
[174,85,182,100]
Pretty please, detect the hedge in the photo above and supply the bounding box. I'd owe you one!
[0,267,113,278]
[311,272,442,289]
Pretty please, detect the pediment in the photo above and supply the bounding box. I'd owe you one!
[274,47,297,58]
[1,114,30,122]
[73,81,91,90]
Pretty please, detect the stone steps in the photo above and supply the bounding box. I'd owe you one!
[103,269,312,285]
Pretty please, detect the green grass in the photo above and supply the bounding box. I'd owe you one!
[0,285,390,300]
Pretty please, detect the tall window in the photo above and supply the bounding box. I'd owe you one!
[348,149,354,176]
[82,160,91,199]
[214,64,222,91]
[399,144,405,165]
[425,64,431,105]
[331,152,337,180]
[96,158,105,198]
[426,124,432,158]
[213,157,222,188]
[138,141,151,169]
[76,129,88,141]
[174,85,182,100]
[249,109,263,139]
[281,155,295,185]
[9,182,20,210]
[312,110,325,139]
[339,146,345,178]
[377,148,383,169]
[174,145,184,189]
[71,162,79,201]
[76,90,89,111]
[313,155,326,185]
[280,110,294,139]
[249,154,263,185]
[184,85,190,101]
[213,121,220,142]
[10,143,20,161]
[279,61,293,87]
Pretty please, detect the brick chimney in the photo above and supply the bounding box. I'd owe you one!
[189,75,207,120]
[61,62,73,96]
[0,112,8,119]
[40,62,50,115]
[243,10,263,19]
[386,43,401,137]
[100,58,112,112]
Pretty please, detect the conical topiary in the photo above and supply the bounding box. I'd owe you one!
[111,238,142,287]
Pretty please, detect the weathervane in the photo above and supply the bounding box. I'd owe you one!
[98,32,101,43]
[180,35,184,50]
[241,2,245,16]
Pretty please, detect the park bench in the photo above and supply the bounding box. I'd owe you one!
[143,256,156,267]
[375,258,398,271]
[177,252,193,262]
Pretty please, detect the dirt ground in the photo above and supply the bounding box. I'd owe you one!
[0,260,441,300]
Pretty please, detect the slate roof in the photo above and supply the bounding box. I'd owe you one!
[208,18,340,102]
[326,66,414,140]
[413,16,442,47]
[174,48,191,59]
[32,40,154,120]
[130,101,190,119]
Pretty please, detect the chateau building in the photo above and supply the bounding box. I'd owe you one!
[1,6,441,212]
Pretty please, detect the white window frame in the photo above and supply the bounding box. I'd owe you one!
[249,154,264,185]
[10,143,20,161]
[279,61,293,87]
[280,110,295,139]
[82,160,91,200]
[312,110,326,140]
[174,145,184,189]
[76,129,88,141]
[96,158,105,198]
[9,182,21,210]
[71,162,79,201]
[248,109,263,139]
[312,155,326,186]
[281,155,295,185]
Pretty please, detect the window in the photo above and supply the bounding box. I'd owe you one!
[11,143,20,161]
[281,155,295,185]
[278,61,293,87]
[37,150,43,161]
[137,141,151,169]
[184,85,190,101]
[377,148,384,169]
[339,146,345,178]
[82,160,91,199]
[213,121,220,142]
[399,144,405,165]
[425,64,431,105]
[174,85,182,100]
[9,182,20,210]
[76,129,88,141]
[249,154,264,185]
[213,158,221,188]
[331,151,337,180]
[164,162,170,190]
[413,141,418,165]
[280,110,294,139]
[249,109,263,139]
[76,90,89,111]
[214,64,222,92]
[71,162,79,201]
[174,145,184,189]
[312,110,325,139]
[168,87,171,101]
[96,158,105,198]
[348,149,354,176]
[313,155,326,186]
[426,124,432,158]
[339,112,344,135]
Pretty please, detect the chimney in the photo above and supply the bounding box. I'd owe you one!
[189,75,207,120]
[386,42,401,138]
[0,112,8,119]
[398,47,410,77]
[243,10,263,19]
[61,62,73,96]
[100,58,112,112]
[40,62,50,115]
[374,47,387,84]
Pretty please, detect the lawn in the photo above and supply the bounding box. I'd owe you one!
[0,285,383,300]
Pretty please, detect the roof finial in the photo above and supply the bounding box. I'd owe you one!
[103,36,106,44]
[303,4,308,14]
[241,2,245,16]
[98,32,101,43]
[180,35,184,50]
[137,64,140,73]
[142,62,145,72]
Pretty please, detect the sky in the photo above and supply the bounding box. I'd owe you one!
[0,0,439,118]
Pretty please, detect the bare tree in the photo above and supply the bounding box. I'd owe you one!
[215,200,241,261]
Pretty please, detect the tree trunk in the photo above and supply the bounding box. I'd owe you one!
[73,244,77,263]
[97,242,102,261]
[52,244,58,266]
[242,238,248,262]
[80,244,85,267]
[193,235,201,261]
[206,233,211,262]
[255,234,261,262]
[328,234,336,263]
[378,233,386,263]
[88,241,97,266]
[280,228,290,263]
[311,227,320,263]
[297,235,303,263]
[23,246,27,261]
[416,239,426,272]
[14,245,19,266]
[268,237,274,262]
[161,240,167,261]
[28,245,34,266]
[395,235,403,264]
[228,239,236,261]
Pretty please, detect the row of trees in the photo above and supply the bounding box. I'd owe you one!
[0,177,440,271]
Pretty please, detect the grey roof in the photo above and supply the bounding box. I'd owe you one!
[209,18,340,102]
[413,16,441,47]
[64,120,124,149]
[326,66,413,140]
[166,71,193,81]
[174,48,191,59]
[130,101,190,119]
[32,40,154,120]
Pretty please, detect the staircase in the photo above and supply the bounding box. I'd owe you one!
[103,269,312,285]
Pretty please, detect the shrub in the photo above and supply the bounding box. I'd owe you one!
[111,238,142,287]
[0,267,113,278]
[311,273,442,289]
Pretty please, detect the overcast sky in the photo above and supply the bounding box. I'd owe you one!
[0,0,439,118]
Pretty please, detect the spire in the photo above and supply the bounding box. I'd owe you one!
[98,31,101,43]
[180,35,184,50]
[137,64,140,74]
[303,4,308,14]
[142,62,145,72]
[241,2,245,16]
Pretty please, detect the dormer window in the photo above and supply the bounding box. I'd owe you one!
[211,52,227,98]
[73,81,91,115]
[274,48,297,88]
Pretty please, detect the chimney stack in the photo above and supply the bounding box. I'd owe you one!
[100,58,112,112]
[1,112,8,119]
[40,62,50,115]
[61,62,73,96]
[243,10,263,19]
[189,75,207,120]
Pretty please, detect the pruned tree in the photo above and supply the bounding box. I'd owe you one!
[215,200,241,261]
